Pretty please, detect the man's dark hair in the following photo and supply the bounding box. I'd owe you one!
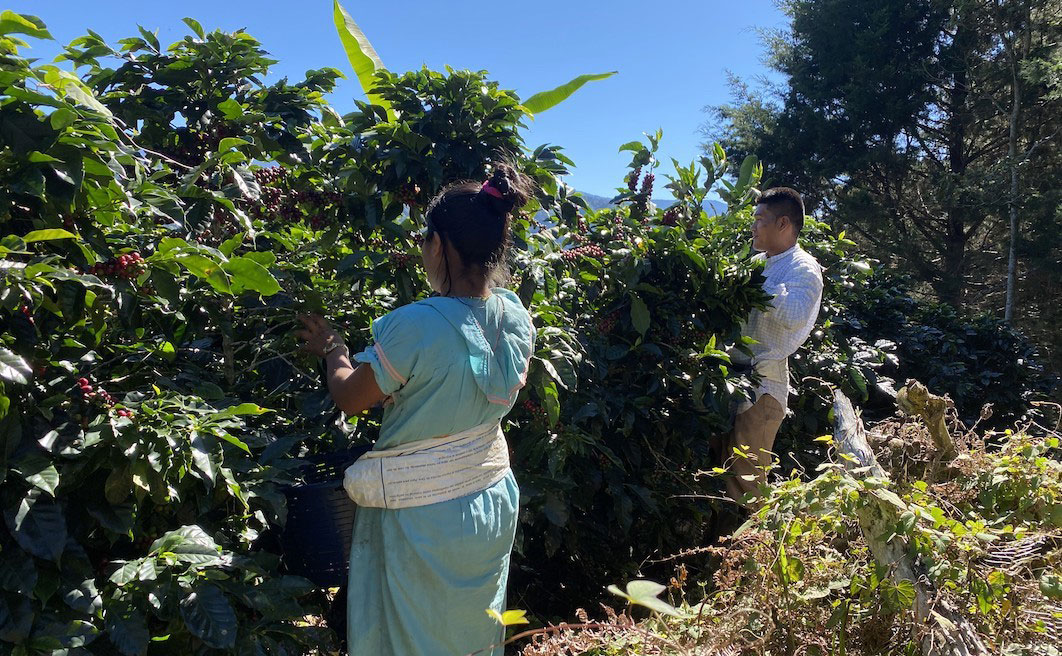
[757,187,805,233]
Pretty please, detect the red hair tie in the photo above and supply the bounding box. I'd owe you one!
[480,180,504,199]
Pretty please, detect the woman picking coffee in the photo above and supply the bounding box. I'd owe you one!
[296,163,535,655]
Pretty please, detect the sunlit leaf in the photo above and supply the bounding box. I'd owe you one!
[522,72,617,115]
[0,11,52,39]
[0,348,32,385]
[607,579,686,617]
[14,454,59,496]
[210,403,270,421]
[223,256,280,296]
[486,608,530,626]
[332,1,391,115]
[182,17,205,39]
[541,382,560,428]
[23,228,77,242]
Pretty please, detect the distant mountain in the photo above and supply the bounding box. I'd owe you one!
[575,191,726,216]
[576,192,620,211]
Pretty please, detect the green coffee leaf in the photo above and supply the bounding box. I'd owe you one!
[182,17,205,39]
[190,432,217,485]
[109,560,143,587]
[23,228,77,242]
[14,454,59,496]
[179,584,236,649]
[175,253,232,294]
[105,602,150,656]
[541,382,560,427]
[630,294,650,335]
[0,348,32,385]
[223,256,280,296]
[210,403,270,421]
[6,490,67,562]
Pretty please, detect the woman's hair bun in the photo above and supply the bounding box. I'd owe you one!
[481,162,532,215]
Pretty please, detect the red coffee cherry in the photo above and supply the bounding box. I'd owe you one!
[560,245,606,263]
[627,167,642,193]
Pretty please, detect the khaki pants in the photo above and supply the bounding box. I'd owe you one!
[724,394,785,506]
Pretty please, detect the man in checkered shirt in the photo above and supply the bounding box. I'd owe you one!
[724,187,823,505]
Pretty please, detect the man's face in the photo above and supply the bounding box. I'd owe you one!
[751,203,782,252]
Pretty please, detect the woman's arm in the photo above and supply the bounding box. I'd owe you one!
[323,346,386,415]
[296,315,386,415]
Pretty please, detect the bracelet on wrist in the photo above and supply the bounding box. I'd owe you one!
[322,339,346,357]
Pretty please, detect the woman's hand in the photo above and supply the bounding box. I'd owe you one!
[295,314,387,415]
[295,314,344,358]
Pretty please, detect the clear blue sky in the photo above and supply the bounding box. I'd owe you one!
[7,1,786,198]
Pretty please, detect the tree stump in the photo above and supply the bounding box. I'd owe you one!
[833,390,987,656]
[896,380,954,458]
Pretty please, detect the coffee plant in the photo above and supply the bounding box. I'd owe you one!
[1,11,1054,653]
[832,274,1055,425]
[501,135,903,612]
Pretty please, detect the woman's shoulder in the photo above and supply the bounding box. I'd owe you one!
[371,300,450,341]
[493,286,530,312]
[377,292,531,337]
[491,288,528,314]
[492,289,534,339]
[384,299,448,322]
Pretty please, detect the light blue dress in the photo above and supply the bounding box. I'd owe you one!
[347,289,534,656]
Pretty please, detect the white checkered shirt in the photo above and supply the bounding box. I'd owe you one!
[732,244,823,411]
